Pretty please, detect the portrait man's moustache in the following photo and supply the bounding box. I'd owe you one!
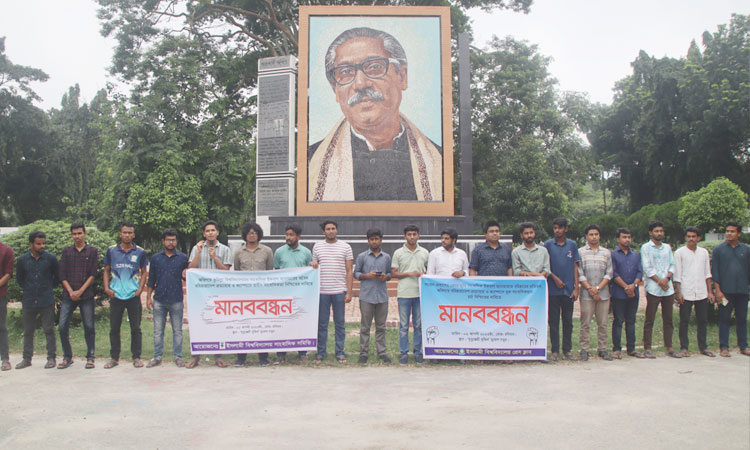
[347,87,385,106]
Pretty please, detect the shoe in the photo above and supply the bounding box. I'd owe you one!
[44,359,56,369]
[314,355,324,364]
[299,354,309,362]
[563,352,577,361]
[379,355,392,364]
[57,359,74,369]
[415,354,424,364]
[336,356,347,364]
[598,351,613,361]
[15,359,32,369]
[146,359,162,368]
[399,355,408,365]
[358,355,368,364]
[719,348,730,357]
[580,351,589,361]
[549,352,559,362]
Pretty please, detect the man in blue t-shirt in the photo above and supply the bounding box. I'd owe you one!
[544,218,580,361]
[103,221,148,369]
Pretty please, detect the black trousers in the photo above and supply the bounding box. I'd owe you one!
[679,299,708,351]
[22,305,56,361]
[548,295,574,354]
[109,297,142,360]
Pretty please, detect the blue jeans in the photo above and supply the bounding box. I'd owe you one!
[719,294,749,350]
[153,300,184,360]
[318,293,346,359]
[398,297,422,356]
[59,297,96,361]
[612,297,638,353]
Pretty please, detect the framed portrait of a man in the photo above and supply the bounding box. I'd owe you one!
[296,6,454,216]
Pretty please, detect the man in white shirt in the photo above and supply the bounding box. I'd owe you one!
[674,227,715,357]
[427,229,468,278]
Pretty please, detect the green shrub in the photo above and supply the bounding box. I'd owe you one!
[0,220,116,302]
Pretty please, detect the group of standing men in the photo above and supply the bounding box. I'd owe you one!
[0,217,747,370]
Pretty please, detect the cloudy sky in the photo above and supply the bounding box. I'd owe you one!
[1,0,746,110]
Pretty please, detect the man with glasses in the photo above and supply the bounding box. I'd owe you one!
[308,27,443,202]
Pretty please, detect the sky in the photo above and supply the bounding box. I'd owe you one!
[0,0,747,110]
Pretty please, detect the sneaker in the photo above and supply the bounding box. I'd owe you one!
[415,354,424,364]
[580,350,589,361]
[399,355,408,365]
[358,355,368,364]
[598,351,613,361]
[379,355,392,364]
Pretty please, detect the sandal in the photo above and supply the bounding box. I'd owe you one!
[174,358,186,368]
[85,360,95,369]
[740,348,750,356]
[57,359,74,369]
[44,359,57,369]
[336,356,347,364]
[627,351,645,359]
[104,359,119,369]
[146,359,161,368]
[1,360,11,371]
[549,352,559,362]
[133,358,145,368]
[667,350,682,359]
[720,348,731,357]
[679,350,690,358]
[700,350,715,357]
[215,357,228,368]
[186,356,200,369]
[643,350,656,359]
[612,351,622,360]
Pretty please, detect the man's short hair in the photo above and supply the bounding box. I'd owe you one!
[616,227,631,238]
[552,218,568,228]
[648,220,664,232]
[161,228,178,240]
[403,224,420,235]
[70,221,86,232]
[320,220,338,231]
[241,222,264,242]
[29,230,46,243]
[324,27,408,86]
[285,223,303,236]
[685,226,701,236]
[483,220,501,234]
[584,224,601,235]
[519,222,535,234]
[366,228,383,239]
[120,221,135,231]
[726,221,742,233]
[440,228,458,241]
[202,220,219,231]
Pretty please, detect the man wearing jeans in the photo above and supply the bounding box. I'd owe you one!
[712,221,750,357]
[391,225,429,365]
[0,240,14,371]
[641,220,680,359]
[610,228,644,359]
[58,222,98,369]
[146,229,189,368]
[15,231,59,369]
[103,222,148,369]
[312,220,353,363]
[543,218,580,361]
[674,227,715,357]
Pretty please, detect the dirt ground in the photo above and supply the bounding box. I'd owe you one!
[1,351,748,450]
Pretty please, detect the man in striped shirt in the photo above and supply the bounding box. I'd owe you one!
[577,224,613,361]
[312,220,354,363]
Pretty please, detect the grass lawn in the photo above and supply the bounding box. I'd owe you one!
[5,305,740,367]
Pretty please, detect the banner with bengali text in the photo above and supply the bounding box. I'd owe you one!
[420,276,548,360]
[186,267,319,354]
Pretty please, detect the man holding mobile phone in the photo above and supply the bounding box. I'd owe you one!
[354,228,392,364]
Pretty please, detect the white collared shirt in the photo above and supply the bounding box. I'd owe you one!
[673,245,711,301]
[427,246,469,277]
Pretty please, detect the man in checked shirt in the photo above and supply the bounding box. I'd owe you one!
[577,224,613,362]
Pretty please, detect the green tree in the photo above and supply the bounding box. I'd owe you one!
[470,36,591,227]
[678,177,750,233]
[590,14,750,210]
